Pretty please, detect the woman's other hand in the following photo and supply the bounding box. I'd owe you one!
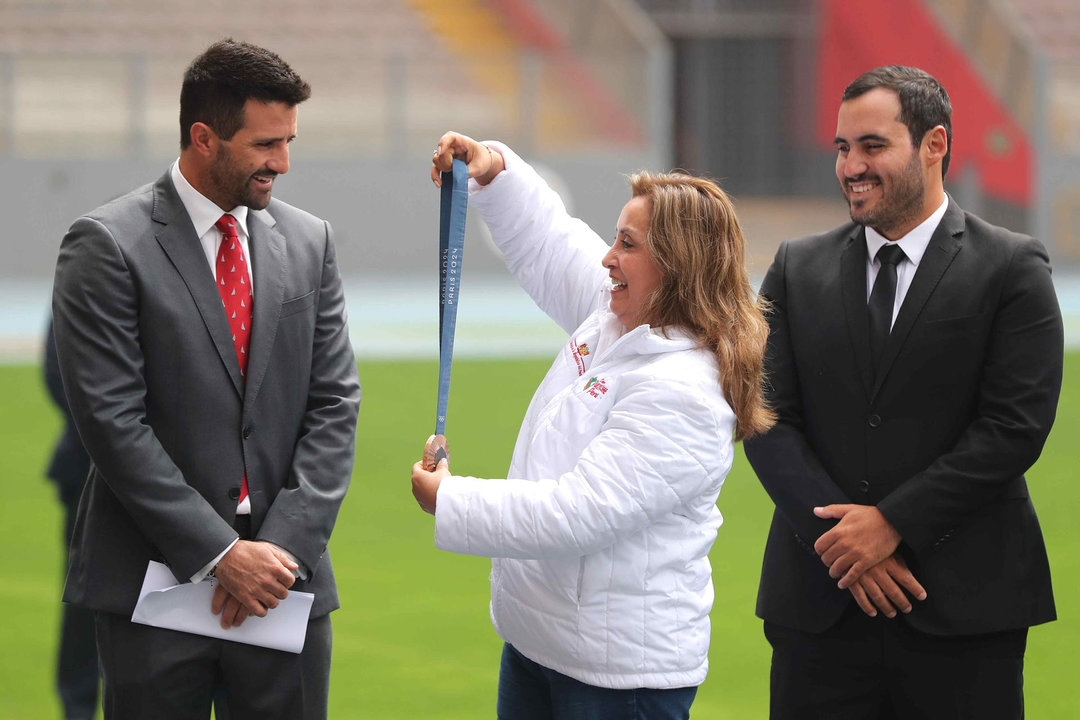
[431,132,504,187]
[412,434,450,514]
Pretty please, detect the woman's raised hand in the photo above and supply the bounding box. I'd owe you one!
[431,131,504,187]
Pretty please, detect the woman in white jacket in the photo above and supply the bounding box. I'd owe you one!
[412,132,773,720]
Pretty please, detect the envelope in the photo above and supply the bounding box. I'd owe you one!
[131,560,314,654]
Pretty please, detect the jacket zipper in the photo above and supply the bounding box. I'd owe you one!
[575,558,585,609]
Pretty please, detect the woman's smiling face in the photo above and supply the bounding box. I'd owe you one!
[602,195,662,331]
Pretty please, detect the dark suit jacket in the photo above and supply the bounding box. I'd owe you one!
[52,169,361,619]
[744,198,1062,636]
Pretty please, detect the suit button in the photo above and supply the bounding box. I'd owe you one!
[228,487,241,500]
[859,480,870,493]
[242,426,252,439]
[868,414,882,428]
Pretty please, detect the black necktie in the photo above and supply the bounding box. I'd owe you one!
[868,243,906,370]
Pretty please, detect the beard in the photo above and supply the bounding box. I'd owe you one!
[845,150,925,237]
[209,144,274,210]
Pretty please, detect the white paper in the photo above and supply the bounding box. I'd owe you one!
[131,561,314,654]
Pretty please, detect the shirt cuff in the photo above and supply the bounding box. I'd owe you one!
[263,542,308,580]
[190,537,238,583]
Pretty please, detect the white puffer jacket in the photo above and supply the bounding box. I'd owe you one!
[434,144,736,690]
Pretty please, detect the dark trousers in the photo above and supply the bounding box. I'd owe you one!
[765,608,1028,720]
[94,611,331,720]
[57,482,99,720]
[496,643,698,720]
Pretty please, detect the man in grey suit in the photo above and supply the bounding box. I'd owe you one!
[51,39,360,719]
[744,66,1062,718]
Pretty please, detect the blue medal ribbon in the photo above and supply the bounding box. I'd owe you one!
[435,158,468,463]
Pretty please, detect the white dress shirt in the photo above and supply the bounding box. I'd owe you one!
[865,195,949,329]
[171,160,254,518]
[171,160,285,583]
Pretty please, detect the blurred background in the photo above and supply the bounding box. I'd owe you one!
[2,2,1080,718]
[2,0,1080,359]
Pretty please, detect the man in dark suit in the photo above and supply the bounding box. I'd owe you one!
[51,39,360,720]
[44,320,98,720]
[744,66,1062,719]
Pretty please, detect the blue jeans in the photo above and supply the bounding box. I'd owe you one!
[497,643,698,720]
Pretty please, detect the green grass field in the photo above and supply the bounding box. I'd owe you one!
[1,355,1077,718]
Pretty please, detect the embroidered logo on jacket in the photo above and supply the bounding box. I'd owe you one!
[583,376,609,398]
[569,338,590,376]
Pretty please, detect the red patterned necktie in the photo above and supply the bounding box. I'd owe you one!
[215,213,251,504]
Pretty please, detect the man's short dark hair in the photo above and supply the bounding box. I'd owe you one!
[843,65,953,178]
[179,38,311,149]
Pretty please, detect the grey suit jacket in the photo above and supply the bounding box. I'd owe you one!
[52,169,361,618]
[45,319,92,496]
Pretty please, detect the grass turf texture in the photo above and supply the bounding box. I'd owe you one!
[1,356,1077,719]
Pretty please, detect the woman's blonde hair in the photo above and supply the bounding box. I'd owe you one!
[631,171,775,441]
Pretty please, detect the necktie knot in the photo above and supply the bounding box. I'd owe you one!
[876,243,905,268]
[215,214,239,239]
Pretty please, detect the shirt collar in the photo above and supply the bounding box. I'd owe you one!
[864,194,949,266]
[170,159,250,240]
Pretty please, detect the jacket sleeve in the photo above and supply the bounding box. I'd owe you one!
[256,222,361,575]
[43,319,68,411]
[433,377,732,559]
[52,216,237,577]
[743,240,853,547]
[468,142,610,335]
[876,236,1063,555]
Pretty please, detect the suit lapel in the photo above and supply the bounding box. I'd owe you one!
[243,209,286,415]
[151,172,243,397]
[871,200,965,397]
[840,227,874,398]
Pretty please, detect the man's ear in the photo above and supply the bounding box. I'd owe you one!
[923,125,948,169]
[188,122,218,158]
